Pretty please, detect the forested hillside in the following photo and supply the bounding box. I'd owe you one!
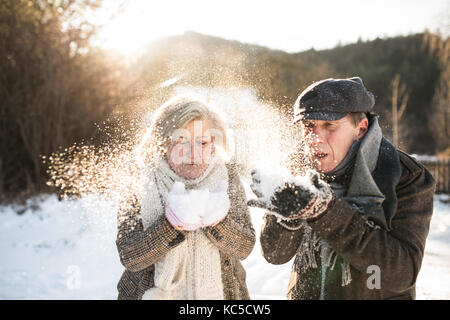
[1,0,448,197]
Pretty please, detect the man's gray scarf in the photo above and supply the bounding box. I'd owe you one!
[334,117,385,221]
[286,117,401,296]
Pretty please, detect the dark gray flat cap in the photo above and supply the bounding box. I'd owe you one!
[293,77,375,123]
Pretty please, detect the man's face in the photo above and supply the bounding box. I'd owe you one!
[301,115,368,173]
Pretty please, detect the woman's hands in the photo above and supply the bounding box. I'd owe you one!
[165,181,230,231]
[201,180,230,226]
[165,181,203,231]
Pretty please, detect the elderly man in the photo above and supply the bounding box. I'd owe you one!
[248,77,436,299]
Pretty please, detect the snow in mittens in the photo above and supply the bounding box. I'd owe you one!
[202,180,230,226]
[166,182,206,230]
[166,180,230,229]
[251,166,314,203]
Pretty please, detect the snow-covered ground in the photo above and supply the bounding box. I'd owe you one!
[415,194,450,299]
[0,190,449,300]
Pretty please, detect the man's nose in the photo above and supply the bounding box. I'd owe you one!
[307,127,325,144]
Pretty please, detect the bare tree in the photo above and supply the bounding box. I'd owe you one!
[424,31,450,155]
[0,0,125,197]
[390,74,409,148]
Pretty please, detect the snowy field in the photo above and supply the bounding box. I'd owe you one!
[0,186,449,300]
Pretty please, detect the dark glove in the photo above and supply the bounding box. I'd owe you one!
[247,168,334,220]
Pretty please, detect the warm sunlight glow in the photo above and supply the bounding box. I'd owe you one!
[93,1,185,56]
[91,0,447,56]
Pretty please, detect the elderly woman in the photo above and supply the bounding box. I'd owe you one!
[115,96,255,300]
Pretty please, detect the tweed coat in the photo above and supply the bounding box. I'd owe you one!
[116,163,255,300]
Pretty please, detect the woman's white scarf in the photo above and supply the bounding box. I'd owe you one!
[139,153,228,300]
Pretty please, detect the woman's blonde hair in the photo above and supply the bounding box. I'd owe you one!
[137,95,229,165]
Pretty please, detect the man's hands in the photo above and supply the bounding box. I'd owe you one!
[165,181,230,231]
[247,168,334,220]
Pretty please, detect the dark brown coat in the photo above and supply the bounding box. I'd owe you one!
[260,150,436,299]
[116,163,255,300]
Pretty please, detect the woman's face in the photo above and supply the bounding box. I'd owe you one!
[167,119,214,180]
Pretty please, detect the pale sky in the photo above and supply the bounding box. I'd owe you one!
[91,0,449,56]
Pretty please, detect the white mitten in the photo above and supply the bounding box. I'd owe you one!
[165,182,203,231]
[201,180,230,227]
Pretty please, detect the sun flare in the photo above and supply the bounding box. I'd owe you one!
[92,1,189,56]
